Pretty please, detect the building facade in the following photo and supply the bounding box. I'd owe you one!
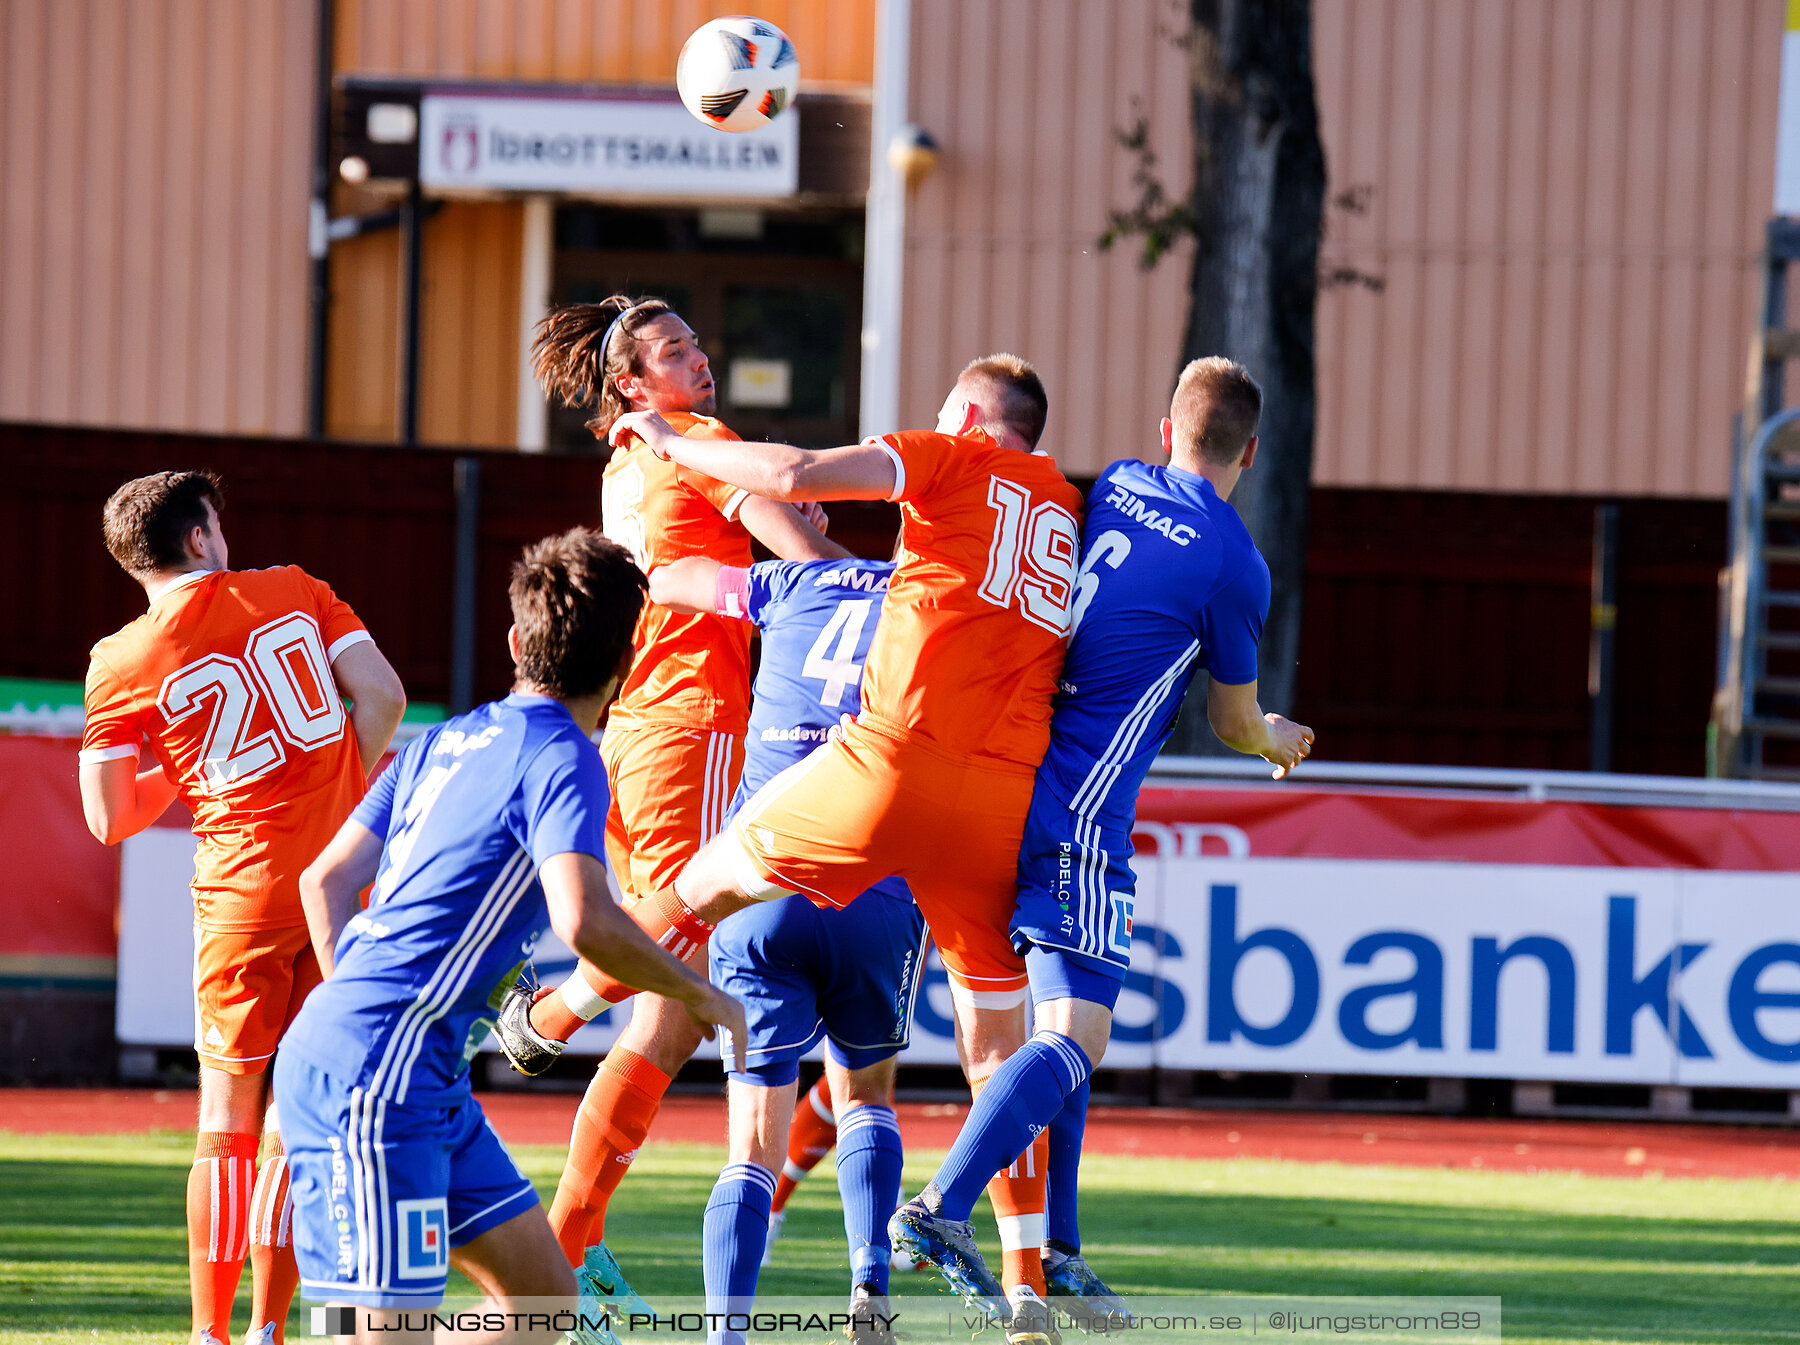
[0,0,1786,491]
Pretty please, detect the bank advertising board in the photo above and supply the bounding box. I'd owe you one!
[113,779,1800,1089]
[417,90,799,198]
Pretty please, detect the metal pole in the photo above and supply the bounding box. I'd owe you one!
[398,177,425,445]
[1763,221,1789,427]
[449,457,481,714]
[1589,503,1620,773]
[304,0,334,437]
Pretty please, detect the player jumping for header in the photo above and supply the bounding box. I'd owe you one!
[587,354,1083,1337]
[892,357,1314,1320]
[498,297,844,1315]
[276,529,745,1343]
[80,472,406,1345]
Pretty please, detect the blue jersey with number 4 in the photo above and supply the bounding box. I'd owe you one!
[280,694,610,1106]
[1037,460,1269,831]
[737,558,897,800]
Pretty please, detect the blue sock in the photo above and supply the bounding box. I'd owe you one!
[1045,1078,1089,1252]
[835,1103,904,1293]
[930,1031,1092,1222]
[703,1161,775,1344]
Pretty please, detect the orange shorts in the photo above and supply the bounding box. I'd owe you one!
[729,717,1035,999]
[192,922,321,1075]
[601,720,746,902]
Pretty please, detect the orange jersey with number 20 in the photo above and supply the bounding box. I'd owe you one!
[80,566,371,931]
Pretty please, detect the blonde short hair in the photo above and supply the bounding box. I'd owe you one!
[1170,357,1262,465]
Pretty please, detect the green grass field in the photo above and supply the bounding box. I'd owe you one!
[1,1128,1796,1345]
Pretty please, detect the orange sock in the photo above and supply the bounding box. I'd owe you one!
[773,1077,838,1213]
[530,889,715,1042]
[986,1131,1049,1297]
[188,1131,258,1344]
[247,1132,297,1344]
[547,1048,672,1264]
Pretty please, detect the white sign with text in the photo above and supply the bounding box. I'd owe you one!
[418,92,799,197]
[116,838,1800,1088]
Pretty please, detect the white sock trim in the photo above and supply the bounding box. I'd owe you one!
[560,971,609,1022]
[996,1212,1046,1252]
[948,981,1028,1010]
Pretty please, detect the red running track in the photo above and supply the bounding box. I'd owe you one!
[4,1088,1798,1180]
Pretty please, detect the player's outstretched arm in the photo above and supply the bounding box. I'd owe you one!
[611,410,897,503]
[78,757,179,845]
[540,850,748,1071]
[1207,677,1315,779]
[648,556,727,615]
[299,819,384,977]
[330,640,408,776]
[738,495,851,561]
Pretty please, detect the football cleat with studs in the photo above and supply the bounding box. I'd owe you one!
[844,1285,895,1345]
[888,1194,1005,1316]
[577,1241,657,1322]
[1005,1285,1062,1345]
[492,971,565,1076]
[1043,1241,1134,1333]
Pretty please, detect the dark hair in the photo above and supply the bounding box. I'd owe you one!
[958,353,1050,448]
[1170,357,1263,465]
[509,528,647,699]
[101,471,223,576]
[531,295,678,441]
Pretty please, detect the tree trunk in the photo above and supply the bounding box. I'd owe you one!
[1166,0,1325,754]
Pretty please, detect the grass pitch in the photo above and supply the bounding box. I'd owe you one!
[1,1127,1796,1344]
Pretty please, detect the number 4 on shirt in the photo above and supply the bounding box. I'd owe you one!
[801,598,874,707]
[977,477,1080,633]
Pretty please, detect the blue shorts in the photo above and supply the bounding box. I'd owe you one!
[275,1055,540,1308]
[1010,785,1134,1010]
[710,877,926,1087]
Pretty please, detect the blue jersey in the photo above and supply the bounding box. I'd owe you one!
[736,558,897,801]
[1037,460,1269,831]
[282,694,609,1106]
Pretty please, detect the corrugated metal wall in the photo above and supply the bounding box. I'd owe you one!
[1313,0,1785,497]
[324,199,524,445]
[896,0,1196,475]
[897,0,1787,493]
[0,0,316,437]
[334,0,876,86]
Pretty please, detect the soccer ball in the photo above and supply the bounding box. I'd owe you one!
[676,15,800,133]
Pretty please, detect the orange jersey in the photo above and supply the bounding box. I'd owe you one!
[80,566,372,931]
[860,429,1084,766]
[603,412,756,732]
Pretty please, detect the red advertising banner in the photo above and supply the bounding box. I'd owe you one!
[1134,784,1800,872]
[0,737,120,963]
[7,730,1799,971]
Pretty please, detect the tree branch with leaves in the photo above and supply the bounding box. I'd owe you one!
[1101,0,1329,751]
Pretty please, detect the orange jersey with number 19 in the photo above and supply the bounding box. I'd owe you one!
[80,565,371,932]
[859,428,1085,767]
[603,411,757,733]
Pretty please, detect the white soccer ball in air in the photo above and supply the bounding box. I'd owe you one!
[676,15,800,133]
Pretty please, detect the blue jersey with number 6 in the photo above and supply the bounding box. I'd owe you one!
[1011,461,1268,981]
[1040,460,1269,832]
